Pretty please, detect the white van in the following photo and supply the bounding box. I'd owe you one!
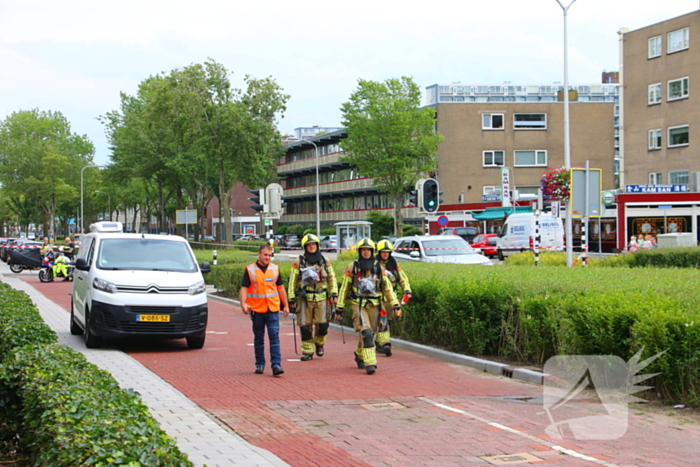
[70,222,211,349]
[496,213,565,260]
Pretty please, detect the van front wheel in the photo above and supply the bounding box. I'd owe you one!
[187,335,205,349]
[497,250,505,262]
[84,309,102,349]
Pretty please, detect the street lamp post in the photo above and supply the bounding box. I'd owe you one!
[81,164,103,233]
[95,191,111,221]
[555,0,576,267]
[290,138,320,236]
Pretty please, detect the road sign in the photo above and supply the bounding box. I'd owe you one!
[176,209,197,224]
[437,215,449,226]
[570,168,602,218]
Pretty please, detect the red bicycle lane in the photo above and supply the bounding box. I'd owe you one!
[25,275,700,467]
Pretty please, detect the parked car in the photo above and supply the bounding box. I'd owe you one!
[320,235,338,251]
[380,235,398,244]
[470,233,499,258]
[283,235,301,250]
[437,227,481,243]
[203,235,216,242]
[392,235,492,265]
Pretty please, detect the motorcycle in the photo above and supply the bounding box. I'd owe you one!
[7,248,43,273]
[38,250,73,283]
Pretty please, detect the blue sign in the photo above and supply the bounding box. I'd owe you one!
[658,205,673,209]
[625,184,689,193]
[482,194,501,202]
[437,215,449,226]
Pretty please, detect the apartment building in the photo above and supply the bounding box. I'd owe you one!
[622,10,699,188]
[278,130,421,228]
[430,101,615,204]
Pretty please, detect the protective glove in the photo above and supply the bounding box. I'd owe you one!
[335,306,344,322]
[289,299,298,314]
[394,305,403,321]
[401,292,412,305]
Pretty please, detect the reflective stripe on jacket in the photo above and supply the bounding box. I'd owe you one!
[246,263,281,313]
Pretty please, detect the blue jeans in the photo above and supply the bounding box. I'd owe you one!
[251,311,281,368]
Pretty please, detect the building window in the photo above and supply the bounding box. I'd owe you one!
[649,172,663,185]
[669,170,689,185]
[513,113,547,130]
[648,35,662,58]
[668,125,689,147]
[483,150,504,167]
[648,129,662,150]
[483,186,502,196]
[482,113,504,130]
[648,83,661,104]
[668,27,690,54]
[514,150,547,167]
[668,77,689,101]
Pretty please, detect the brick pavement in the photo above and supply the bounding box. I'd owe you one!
[15,271,700,467]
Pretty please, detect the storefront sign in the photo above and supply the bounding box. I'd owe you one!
[625,184,689,193]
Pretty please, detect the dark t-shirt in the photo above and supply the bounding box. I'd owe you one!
[241,262,284,288]
[63,242,75,260]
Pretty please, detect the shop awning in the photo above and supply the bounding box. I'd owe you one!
[470,206,534,220]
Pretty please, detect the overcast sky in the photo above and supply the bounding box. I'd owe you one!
[1,0,698,165]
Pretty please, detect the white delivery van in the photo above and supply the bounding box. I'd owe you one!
[496,213,565,260]
[70,222,211,349]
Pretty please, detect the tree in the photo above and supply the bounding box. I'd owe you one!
[0,109,93,236]
[102,59,288,242]
[340,77,444,236]
[366,211,394,240]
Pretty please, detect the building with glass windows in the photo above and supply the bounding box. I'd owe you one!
[621,10,697,190]
[278,130,422,228]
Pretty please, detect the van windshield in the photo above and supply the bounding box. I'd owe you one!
[97,238,197,272]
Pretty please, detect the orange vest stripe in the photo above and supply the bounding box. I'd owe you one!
[246,263,281,313]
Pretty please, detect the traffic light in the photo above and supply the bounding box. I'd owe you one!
[265,183,285,218]
[422,178,443,213]
[409,179,425,209]
[248,188,266,213]
[407,188,418,207]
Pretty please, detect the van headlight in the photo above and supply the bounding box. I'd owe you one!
[93,277,118,293]
[188,281,206,295]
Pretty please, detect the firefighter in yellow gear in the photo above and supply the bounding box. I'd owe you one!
[375,239,412,357]
[336,238,400,375]
[287,234,338,361]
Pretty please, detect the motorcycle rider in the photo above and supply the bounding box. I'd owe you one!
[375,239,412,357]
[336,238,400,375]
[287,234,338,361]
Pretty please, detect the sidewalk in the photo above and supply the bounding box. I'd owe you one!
[0,268,289,467]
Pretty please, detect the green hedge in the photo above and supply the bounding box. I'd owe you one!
[0,283,193,466]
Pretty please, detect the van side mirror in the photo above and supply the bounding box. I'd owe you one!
[200,261,211,274]
[75,257,90,271]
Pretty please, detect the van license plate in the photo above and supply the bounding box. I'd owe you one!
[137,314,170,322]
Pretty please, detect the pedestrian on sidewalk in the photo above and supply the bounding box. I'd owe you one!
[337,238,400,375]
[287,234,338,361]
[375,239,412,357]
[240,244,290,376]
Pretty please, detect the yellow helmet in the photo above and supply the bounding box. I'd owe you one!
[377,239,393,252]
[356,238,376,254]
[301,234,320,249]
